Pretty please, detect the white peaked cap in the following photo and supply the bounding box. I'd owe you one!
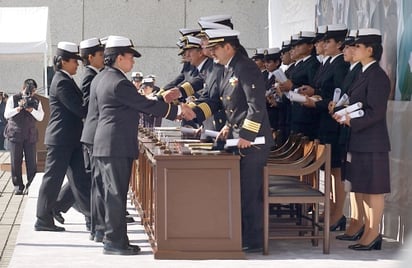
[58,41,79,53]
[56,41,82,60]
[265,47,281,55]
[317,25,327,34]
[198,20,232,30]
[131,71,143,78]
[199,14,232,22]
[326,24,347,31]
[104,36,141,58]
[142,77,154,84]
[80,38,101,49]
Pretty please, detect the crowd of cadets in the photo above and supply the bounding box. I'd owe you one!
[32,12,390,254]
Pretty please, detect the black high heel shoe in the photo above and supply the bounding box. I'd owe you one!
[348,234,382,250]
[330,216,346,231]
[336,225,365,241]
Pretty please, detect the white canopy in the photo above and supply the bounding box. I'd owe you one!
[0,6,48,54]
[0,7,49,93]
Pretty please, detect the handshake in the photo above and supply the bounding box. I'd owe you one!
[177,103,196,121]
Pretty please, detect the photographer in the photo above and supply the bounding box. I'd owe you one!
[4,79,44,195]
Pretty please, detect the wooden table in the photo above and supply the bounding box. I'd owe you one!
[131,130,245,259]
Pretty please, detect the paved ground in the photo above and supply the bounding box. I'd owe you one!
[0,150,407,268]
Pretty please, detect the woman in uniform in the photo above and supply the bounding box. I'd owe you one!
[333,28,390,250]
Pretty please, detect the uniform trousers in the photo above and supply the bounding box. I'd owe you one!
[95,156,132,249]
[85,144,105,234]
[236,145,270,248]
[54,143,93,212]
[36,144,91,226]
[9,140,37,189]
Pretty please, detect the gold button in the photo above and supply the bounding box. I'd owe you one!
[226,96,231,100]
[220,96,223,100]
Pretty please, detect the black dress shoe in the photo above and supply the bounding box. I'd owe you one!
[94,230,104,243]
[14,189,24,195]
[14,185,25,195]
[348,234,382,250]
[103,244,141,255]
[242,246,263,253]
[53,211,65,224]
[126,216,135,223]
[34,224,65,232]
[330,216,347,231]
[336,226,365,241]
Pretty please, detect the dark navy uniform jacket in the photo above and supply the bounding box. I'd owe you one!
[45,70,86,146]
[347,62,390,153]
[193,51,273,146]
[81,66,99,109]
[93,67,178,159]
[314,54,349,137]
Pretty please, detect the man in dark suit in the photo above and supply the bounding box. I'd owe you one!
[185,29,274,252]
[92,35,189,255]
[35,42,91,232]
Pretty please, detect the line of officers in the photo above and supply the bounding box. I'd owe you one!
[246,24,390,251]
[33,13,391,255]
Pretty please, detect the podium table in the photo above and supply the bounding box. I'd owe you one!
[131,135,245,259]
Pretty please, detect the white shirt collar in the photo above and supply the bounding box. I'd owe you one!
[329,53,343,64]
[362,60,376,72]
[60,69,73,79]
[87,65,101,73]
[114,66,128,78]
[350,61,360,71]
[225,56,234,69]
[197,58,208,72]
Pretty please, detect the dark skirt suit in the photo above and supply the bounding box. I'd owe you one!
[313,54,349,167]
[338,62,362,179]
[346,62,391,194]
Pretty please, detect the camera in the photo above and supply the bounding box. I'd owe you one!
[20,82,39,110]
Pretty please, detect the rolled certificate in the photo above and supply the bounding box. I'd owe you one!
[333,88,341,103]
[287,91,307,103]
[273,69,288,83]
[335,93,349,107]
[225,136,266,148]
[204,129,219,138]
[180,126,197,135]
[334,102,363,116]
[339,109,364,122]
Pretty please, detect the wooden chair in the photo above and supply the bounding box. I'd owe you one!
[268,137,311,163]
[269,134,305,159]
[270,133,302,155]
[263,144,331,255]
[266,140,319,220]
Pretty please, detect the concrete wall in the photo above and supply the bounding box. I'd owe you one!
[0,0,268,94]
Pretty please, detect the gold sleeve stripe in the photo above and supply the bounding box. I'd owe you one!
[198,103,212,119]
[164,104,172,118]
[242,119,261,133]
[181,82,195,97]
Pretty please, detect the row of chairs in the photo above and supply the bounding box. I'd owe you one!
[263,133,331,254]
